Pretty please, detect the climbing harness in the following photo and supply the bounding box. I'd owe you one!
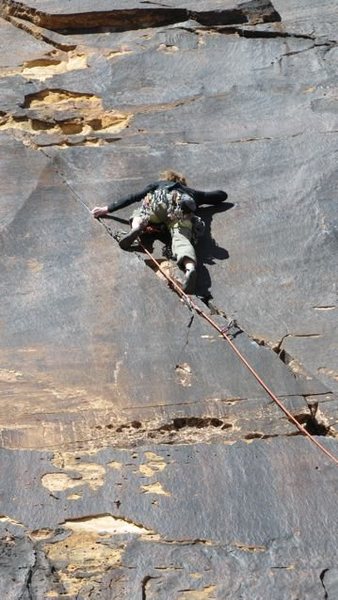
[135,238,338,468]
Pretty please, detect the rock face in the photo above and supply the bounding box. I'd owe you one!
[0,0,337,597]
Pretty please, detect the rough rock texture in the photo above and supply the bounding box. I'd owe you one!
[0,0,337,597]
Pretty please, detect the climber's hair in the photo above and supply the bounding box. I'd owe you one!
[160,170,187,185]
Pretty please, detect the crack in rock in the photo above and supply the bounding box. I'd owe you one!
[141,575,160,600]
[158,416,227,431]
[213,25,317,41]
[0,49,91,81]
[205,302,322,387]
[98,221,335,442]
[273,41,337,66]
[0,90,203,150]
[248,332,324,382]
[320,569,329,600]
[1,0,281,33]
[3,14,76,51]
[0,89,131,148]
[62,514,156,536]
[21,548,37,600]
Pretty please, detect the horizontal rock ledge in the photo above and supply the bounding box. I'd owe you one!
[1,0,281,32]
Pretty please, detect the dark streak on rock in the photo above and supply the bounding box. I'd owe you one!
[320,569,329,600]
[141,575,160,600]
[1,0,281,33]
[159,416,227,431]
[141,575,151,600]
[245,431,277,440]
[214,25,316,41]
[25,556,36,600]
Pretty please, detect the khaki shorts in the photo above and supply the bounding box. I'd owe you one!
[131,209,196,265]
[170,223,196,266]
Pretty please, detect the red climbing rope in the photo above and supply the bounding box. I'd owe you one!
[138,240,338,467]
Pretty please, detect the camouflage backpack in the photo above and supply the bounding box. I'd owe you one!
[140,187,185,223]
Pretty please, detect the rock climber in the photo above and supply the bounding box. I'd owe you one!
[91,171,227,294]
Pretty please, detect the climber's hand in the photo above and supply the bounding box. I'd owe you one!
[91,206,109,218]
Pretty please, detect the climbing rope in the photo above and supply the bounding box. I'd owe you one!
[64,177,338,468]
[135,239,338,467]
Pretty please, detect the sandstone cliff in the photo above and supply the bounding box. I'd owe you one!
[0,1,337,598]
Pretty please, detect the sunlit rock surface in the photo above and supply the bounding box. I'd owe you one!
[0,0,337,597]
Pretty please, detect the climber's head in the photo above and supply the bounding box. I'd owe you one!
[160,170,187,185]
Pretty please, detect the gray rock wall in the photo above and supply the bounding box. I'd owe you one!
[0,1,337,597]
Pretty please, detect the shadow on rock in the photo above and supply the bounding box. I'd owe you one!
[195,201,233,300]
[105,201,233,300]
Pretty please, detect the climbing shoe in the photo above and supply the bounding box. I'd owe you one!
[118,229,141,250]
[182,267,197,294]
